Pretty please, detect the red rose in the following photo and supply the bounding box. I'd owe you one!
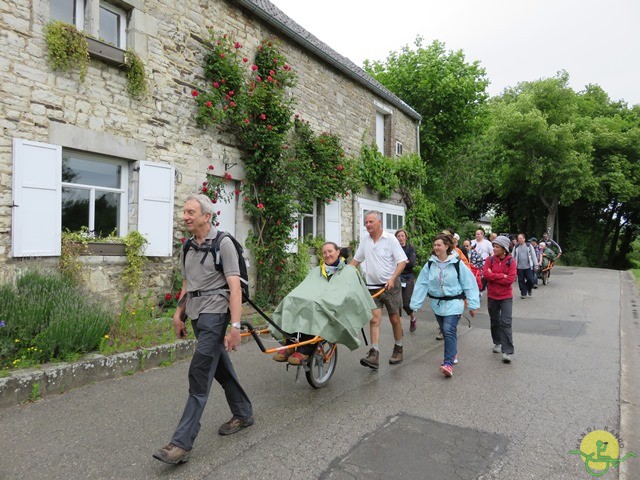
[175,291,181,300]
[234,42,242,49]
[229,90,235,96]
[219,53,225,58]
[206,101,212,108]
[267,125,272,131]
[181,237,186,243]
[258,259,263,265]
[267,76,273,82]
[273,58,278,63]
[213,82,219,88]
[221,78,226,84]
[225,94,230,101]
[337,165,344,171]
[276,265,282,272]
[202,181,207,186]
[256,76,262,82]
[165,293,172,301]
[244,118,250,124]
[212,198,217,203]
[234,189,240,195]
[257,203,264,209]
[259,113,266,120]
[251,64,258,71]
[243,57,248,63]
[269,70,275,76]
[202,186,208,193]
[230,101,236,107]
[225,172,232,180]
[223,105,228,111]
[191,90,199,97]
[284,64,291,71]
[208,164,214,170]
[217,211,221,215]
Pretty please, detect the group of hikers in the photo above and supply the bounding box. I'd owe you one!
[153,196,561,465]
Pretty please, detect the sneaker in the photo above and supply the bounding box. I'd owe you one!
[435,329,444,340]
[502,353,512,364]
[492,344,501,353]
[440,363,453,377]
[409,318,417,333]
[527,291,532,297]
[360,347,379,369]
[287,351,308,366]
[389,345,403,365]
[520,295,526,299]
[453,354,458,364]
[218,415,254,435]
[152,443,191,464]
[272,349,290,362]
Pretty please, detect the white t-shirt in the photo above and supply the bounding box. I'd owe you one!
[471,238,493,260]
[353,230,408,286]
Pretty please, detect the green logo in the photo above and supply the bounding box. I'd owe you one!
[568,429,636,477]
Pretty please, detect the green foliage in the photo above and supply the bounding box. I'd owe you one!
[122,231,148,291]
[365,37,489,165]
[43,21,90,81]
[358,144,398,199]
[194,32,361,306]
[28,382,41,402]
[0,271,112,370]
[60,230,88,280]
[124,49,147,97]
[99,293,178,356]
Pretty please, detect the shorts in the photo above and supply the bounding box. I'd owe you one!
[370,278,402,314]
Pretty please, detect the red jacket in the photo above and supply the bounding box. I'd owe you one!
[482,254,517,300]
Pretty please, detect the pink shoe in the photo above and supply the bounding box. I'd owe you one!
[440,363,453,377]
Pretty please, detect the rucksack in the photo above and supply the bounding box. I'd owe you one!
[489,255,513,269]
[182,231,249,300]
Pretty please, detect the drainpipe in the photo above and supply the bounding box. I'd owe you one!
[352,194,358,244]
[416,119,421,157]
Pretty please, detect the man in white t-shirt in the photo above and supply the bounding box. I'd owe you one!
[351,211,408,369]
[471,229,494,261]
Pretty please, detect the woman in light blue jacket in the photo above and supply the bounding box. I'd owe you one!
[410,233,480,377]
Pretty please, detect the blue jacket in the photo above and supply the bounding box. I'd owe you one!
[410,254,480,316]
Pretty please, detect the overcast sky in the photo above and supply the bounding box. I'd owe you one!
[269,0,640,106]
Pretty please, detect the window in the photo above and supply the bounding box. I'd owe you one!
[12,139,175,257]
[99,1,127,48]
[61,150,128,237]
[374,101,393,157]
[358,198,405,239]
[50,0,85,30]
[298,201,317,241]
[396,141,403,156]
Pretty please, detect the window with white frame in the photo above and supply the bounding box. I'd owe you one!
[298,201,317,241]
[99,1,127,48]
[61,150,128,237]
[11,139,175,257]
[374,101,393,157]
[358,198,405,239]
[50,0,85,30]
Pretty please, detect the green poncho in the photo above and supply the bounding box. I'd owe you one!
[271,262,376,350]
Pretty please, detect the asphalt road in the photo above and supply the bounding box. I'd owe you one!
[0,266,638,480]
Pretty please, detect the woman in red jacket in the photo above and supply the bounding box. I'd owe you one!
[482,235,517,363]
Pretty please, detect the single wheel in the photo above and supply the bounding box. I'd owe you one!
[305,341,337,388]
[542,270,549,285]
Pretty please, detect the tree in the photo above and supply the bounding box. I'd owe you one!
[364,37,489,166]
[489,72,596,239]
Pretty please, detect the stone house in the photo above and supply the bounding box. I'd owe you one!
[0,0,421,300]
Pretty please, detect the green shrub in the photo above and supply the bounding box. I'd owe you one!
[0,271,112,369]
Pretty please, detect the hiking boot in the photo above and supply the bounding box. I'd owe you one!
[492,344,502,353]
[153,443,190,464]
[272,349,290,362]
[502,353,512,364]
[218,415,254,435]
[287,351,308,366]
[360,347,379,369]
[440,363,453,377]
[435,329,443,340]
[409,318,417,333]
[389,345,403,365]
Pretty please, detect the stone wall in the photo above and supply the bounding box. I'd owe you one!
[0,0,419,299]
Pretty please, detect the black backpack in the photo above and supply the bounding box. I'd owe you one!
[182,231,249,300]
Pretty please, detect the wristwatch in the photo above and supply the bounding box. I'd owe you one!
[232,322,241,329]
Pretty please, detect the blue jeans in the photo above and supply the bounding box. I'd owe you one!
[517,268,536,296]
[435,314,460,366]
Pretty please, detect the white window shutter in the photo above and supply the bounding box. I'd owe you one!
[324,200,342,246]
[286,220,299,253]
[214,182,237,237]
[138,161,174,256]
[11,139,61,257]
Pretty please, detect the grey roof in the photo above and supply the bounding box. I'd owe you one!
[235,0,422,121]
